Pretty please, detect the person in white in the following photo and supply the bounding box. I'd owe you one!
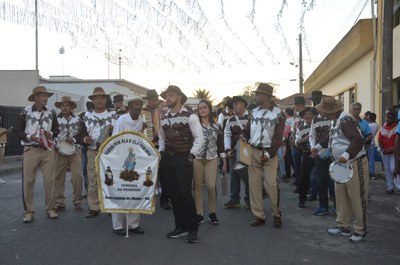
[111,96,146,236]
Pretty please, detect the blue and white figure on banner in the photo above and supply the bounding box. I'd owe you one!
[124,148,136,171]
[96,96,160,237]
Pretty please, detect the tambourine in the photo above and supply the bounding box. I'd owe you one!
[329,162,353,184]
[57,140,75,156]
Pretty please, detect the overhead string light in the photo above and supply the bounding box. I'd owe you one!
[247,0,279,65]
[299,0,315,62]
[275,0,296,64]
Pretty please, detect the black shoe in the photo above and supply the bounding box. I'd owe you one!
[208,213,219,225]
[197,214,204,225]
[186,230,198,243]
[167,227,188,238]
[298,201,305,208]
[113,229,126,236]
[161,201,172,210]
[307,195,318,201]
[129,226,145,234]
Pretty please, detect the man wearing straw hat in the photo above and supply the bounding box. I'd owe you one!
[14,86,60,223]
[242,83,285,228]
[76,87,118,218]
[315,96,368,242]
[53,96,83,211]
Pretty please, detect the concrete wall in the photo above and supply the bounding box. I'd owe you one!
[0,70,39,107]
[394,25,400,80]
[316,51,373,113]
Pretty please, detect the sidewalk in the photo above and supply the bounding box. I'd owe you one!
[0,156,22,177]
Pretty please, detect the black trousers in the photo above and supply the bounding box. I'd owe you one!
[299,151,315,202]
[284,143,293,178]
[160,152,198,231]
[316,156,331,209]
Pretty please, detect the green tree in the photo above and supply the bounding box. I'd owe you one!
[193,89,212,101]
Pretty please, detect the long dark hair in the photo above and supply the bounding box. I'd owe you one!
[197,100,215,125]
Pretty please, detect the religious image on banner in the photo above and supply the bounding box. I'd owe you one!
[96,131,160,214]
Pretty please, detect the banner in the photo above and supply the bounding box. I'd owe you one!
[96,131,160,214]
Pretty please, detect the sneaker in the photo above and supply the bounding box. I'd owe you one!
[313,207,329,216]
[349,232,367,242]
[186,230,198,243]
[224,200,241,209]
[327,227,351,236]
[208,213,219,225]
[167,227,188,238]
[197,214,205,225]
[385,189,394,195]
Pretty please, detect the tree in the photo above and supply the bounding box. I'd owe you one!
[193,89,213,101]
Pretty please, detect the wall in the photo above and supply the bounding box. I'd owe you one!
[0,70,39,107]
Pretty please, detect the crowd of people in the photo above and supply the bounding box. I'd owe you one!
[1,83,400,244]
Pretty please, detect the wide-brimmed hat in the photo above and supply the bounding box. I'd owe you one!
[113,94,124,103]
[88,87,110,100]
[28,86,53,102]
[227,96,248,109]
[294,96,306,105]
[315,96,344,114]
[143,89,159,100]
[55,96,77,109]
[299,107,318,118]
[254,83,274,96]
[160,85,187,104]
[127,96,144,105]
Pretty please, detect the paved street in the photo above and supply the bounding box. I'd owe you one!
[1,169,399,265]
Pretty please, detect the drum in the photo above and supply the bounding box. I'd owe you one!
[329,162,353,184]
[233,139,251,170]
[57,140,75,156]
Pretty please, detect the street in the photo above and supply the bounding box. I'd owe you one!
[0,170,399,265]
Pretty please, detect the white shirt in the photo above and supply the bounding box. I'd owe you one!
[83,110,118,150]
[112,114,143,135]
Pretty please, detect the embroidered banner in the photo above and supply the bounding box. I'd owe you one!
[96,131,160,214]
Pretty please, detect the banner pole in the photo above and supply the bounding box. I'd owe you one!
[125,214,129,238]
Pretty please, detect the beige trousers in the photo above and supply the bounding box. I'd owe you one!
[22,147,56,214]
[248,147,281,219]
[87,149,100,211]
[335,157,369,235]
[0,146,5,161]
[193,158,218,215]
[54,149,83,207]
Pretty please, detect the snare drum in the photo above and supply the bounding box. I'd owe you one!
[57,140,75,156]
[329,162,353,184]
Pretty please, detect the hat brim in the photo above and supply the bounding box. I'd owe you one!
[315,101,344,114]
[228,98,248,109]
[55,101,77,109]
[89,94,111,100]
[28,92,54,102]
[160,90,187,104]
[143,96,159,100]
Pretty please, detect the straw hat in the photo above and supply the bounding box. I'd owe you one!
[28,86,53,102]
[55,96,77,109]
[88,87,110,100]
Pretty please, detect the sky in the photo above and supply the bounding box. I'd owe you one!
[0,0,374,103]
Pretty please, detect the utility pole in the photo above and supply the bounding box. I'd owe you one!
[381,0,393,121]
[299,33,304,94]
[118,49,122,79]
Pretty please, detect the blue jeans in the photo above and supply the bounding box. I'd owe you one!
[81,145,88,192]
[277,147,286,177]
[292,145,302,186]
[310,166,318,198]
[229,154,249,203]
[367,145,376,177]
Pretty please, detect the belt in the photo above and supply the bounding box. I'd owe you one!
[25,144,41,148]
[165,151,189,156]
[250,145,265,151]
